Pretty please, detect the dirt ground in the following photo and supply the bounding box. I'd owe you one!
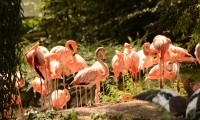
[16,100,184,120]
[61,100,183,120]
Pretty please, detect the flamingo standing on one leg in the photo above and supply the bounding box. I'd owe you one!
[68,47,109,107]
[111,50,125,100]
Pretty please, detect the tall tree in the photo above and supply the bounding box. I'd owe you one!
[0,0,23,118]
[41,0,199,51]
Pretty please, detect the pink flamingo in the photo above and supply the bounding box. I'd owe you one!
[167,44,197,92]
[32,77,48,95]
[121,93,133,102]
[195,44,200,64]
[123,43,139,80]
[50,40,77,65]
[145,61,178,90]
[68,47,109,107]
[143,35,172,89]
[25,43,51,108]
[111,50,125,99]
[64,41,88,106]
[51,89,71,109]
[137,46,159,81]
[49,40,76,91]
[90,51,109,103]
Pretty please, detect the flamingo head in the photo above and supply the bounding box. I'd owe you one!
[115,50,124,57]
[124,43,131,49]
[65,40,77,54]
[98,47,106,61]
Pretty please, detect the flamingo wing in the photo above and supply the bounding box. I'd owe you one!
[69,67,98,88]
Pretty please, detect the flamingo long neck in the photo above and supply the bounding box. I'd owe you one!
[64,89,71,101]
[25,42,39,55]
[66,42,77,63]
[96,48,108,78]
[142,43,151,56]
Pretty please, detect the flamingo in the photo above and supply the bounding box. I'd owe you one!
[143,35,172,89]
[123,43,139,81]
[25,43,51,108]
[111,50,125,99]
[68,47,109,107]
[50,40,77,65]
[32,77,48,95]
[137,46,159,82]
[195,44,200,63]
[167,44,197,92]
[65,54,88,106]
[51,89,71,109]
[145,61,178,90]
[63,40,88,106]
[90,51,109,103]
[121,93,133,102]
[49,41,77,90]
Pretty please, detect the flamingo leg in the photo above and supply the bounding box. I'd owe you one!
[162,58,165,89]
[79,87,82,107]
[75,87,78,107]
[116,79,118,101]
[56,78,58,90]
[85,87,87,106]
[159,56,164,89]
[122,72,125,92]
[95,81,100,103]
[54,79,56,90]
[145,77,149,90]
[40,78,44,109]
[63,69,66,89]
[90,87,92,105]
[170,73,174,90]
[176,61,181,93]
[102,82,105,102]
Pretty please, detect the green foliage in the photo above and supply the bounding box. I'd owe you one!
[91,113,105,120]
[27,108,78,120]
[157,107,173,120]
[23,18,43,33]
[40,0,158,44]
[106,114,123,120]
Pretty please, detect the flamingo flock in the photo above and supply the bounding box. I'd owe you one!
[21,35,200,118]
